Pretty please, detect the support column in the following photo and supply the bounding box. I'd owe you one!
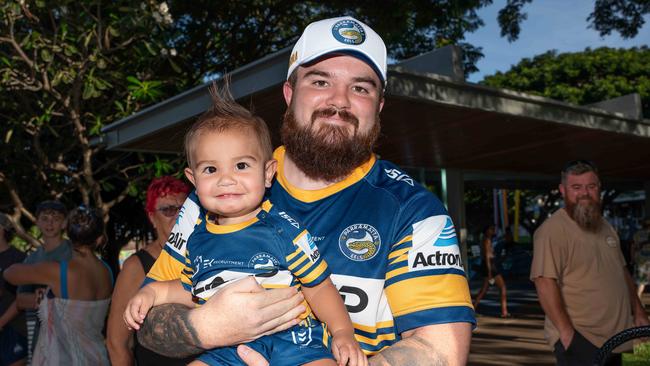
[441,169,468,275]
[645,181,650,218]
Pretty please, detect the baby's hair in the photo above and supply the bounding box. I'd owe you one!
[184,78,273,168]
[66,206,105,248]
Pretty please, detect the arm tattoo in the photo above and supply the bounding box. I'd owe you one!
[370,334,448,366]
[137,303,204,358]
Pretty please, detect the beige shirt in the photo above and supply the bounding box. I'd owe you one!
[531,208,633,350]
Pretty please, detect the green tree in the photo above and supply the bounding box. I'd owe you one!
[497,0,649,41]
[0,0,182,248]
[480,47,650,117]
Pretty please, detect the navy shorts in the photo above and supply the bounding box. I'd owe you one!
[198,321,333,366]
[0,327,27,366]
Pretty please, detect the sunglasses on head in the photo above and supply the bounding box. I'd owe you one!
[156,205,182,217]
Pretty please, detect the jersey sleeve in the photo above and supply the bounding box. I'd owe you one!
[384,190,475,333]
[285,229,330,288]
[145,190,202,285]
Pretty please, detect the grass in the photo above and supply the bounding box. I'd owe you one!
[623,342,650,365]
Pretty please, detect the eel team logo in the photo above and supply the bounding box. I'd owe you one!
[339,224,380,261]
[248,252,279,269]
[331,19,366,45]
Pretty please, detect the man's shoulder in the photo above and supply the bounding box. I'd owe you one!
[535,209,569,235]
[265,201,306,240]
[366,159,444,209]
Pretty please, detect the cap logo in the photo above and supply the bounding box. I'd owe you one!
[288,51,298,69]
[331,19,365,45]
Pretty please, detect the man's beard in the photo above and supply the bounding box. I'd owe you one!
[565,196,603,232]
[281,106,380,182]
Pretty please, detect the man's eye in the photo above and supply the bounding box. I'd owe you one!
[203,166,216,174]
[236,162,249,170]
[353,86,368,94]
[313,80,328,87]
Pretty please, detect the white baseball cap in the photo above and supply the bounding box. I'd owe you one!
[287,16,387,85]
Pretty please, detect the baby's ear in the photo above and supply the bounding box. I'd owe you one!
[264,159,278,188]
[184,167,196,186]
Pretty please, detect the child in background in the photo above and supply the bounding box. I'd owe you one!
[124,83,366,366]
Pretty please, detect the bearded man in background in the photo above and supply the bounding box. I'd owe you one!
[531,160,649,366]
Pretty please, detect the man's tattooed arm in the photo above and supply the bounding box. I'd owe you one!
[370,334,448,366]
[369,323,472,366]
[137,304,203,358]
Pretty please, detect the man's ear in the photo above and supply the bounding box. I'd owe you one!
[558,183,565,198]
[264,159,278,188]
[282,81,293,108]
[184,167,196,187]
[378,97,385,113]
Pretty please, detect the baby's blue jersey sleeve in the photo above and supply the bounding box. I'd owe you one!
[274,208,330,288]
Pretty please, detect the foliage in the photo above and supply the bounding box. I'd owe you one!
[481,47,650,117]
[498,0,649,41]
[0,0,184,250]
[159,1,493,80]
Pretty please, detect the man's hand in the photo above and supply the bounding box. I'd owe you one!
[559,328,575,350]
[190,276,306,348]
[137,276,306,357]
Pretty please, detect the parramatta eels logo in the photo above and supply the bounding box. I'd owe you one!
[331,19,366,45]
[339,224,380,261]
[248,252,279,270]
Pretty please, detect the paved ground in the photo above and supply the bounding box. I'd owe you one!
[467,276,650,365]
[468,277,555,365]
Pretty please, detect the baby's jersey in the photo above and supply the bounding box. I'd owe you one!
[147,146,475,355]
[181,200,329,313]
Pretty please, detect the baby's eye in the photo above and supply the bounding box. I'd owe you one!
[236,162,249,170]
[203,166,216,174]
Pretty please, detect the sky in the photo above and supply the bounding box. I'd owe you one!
[465,0,650,82]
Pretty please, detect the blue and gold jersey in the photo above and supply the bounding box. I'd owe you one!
[147,146,475,355]
[179,200,329,308]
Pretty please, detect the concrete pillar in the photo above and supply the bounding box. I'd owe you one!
[645,181,650,219]
[441,169,468,275]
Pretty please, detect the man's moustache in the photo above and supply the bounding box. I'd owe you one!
[311,107,359,127]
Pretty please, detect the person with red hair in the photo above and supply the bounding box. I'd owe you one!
[107,176,191,365]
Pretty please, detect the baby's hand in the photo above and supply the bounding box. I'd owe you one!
[123,286,156,330]
[331,329,367,366]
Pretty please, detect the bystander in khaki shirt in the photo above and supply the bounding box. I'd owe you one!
[531,208,633,351]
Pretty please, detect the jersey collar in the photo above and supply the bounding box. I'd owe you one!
[273,146,376,203]
[205,200,273,234]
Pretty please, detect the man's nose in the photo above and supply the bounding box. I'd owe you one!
[326,84,351,110]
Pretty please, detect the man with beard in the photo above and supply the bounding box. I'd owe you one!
[135,16,474,366]
[531,160,649,366]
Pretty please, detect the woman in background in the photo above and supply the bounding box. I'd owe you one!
[472,224,510,318]
[4,206,113,365]
[106,176,190,365]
